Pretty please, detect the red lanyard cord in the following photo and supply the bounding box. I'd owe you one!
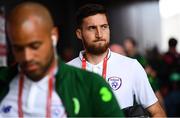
[18,72,24,118]
[82,57,86,70]
[102,56,108,79]
[46,76,53,118]
[82,53,108,79]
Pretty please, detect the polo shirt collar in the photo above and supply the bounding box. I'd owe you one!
[79,48,111,62]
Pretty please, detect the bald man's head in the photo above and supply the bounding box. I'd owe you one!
[7,2,54,32]
[6,2,59,81]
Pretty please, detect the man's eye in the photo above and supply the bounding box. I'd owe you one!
[101,25,109,29]
[30,43,40,49]
[88,26,96,30]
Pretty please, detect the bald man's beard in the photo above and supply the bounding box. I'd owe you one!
[20,47,55,81]
[83,38,109,55]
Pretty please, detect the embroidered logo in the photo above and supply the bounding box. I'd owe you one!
[2,105,12,113]
[52,103,67,117]
[108,76,122,90]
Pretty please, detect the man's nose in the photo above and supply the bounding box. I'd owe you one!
[23,48,33,61]
[96,27,103,38]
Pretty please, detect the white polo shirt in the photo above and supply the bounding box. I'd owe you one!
[0,71,67,117]
[68,49,158,109]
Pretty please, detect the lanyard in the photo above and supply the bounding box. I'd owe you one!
[18,69,54,118]
[82,53,108,79]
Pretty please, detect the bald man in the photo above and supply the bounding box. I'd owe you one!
[0,2,124,117]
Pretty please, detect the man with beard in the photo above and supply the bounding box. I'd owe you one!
[0,1,124,117]
[68,3,166,117]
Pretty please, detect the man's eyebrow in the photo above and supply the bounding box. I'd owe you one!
[101,23,109,26]
[12,41,41,47]
[88,23,108,26]
[11,44,23,48]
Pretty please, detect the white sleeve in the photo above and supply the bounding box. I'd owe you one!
[132,60,158,108]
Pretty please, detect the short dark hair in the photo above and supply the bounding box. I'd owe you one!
[169,37,177,47]
[76,3,108,28]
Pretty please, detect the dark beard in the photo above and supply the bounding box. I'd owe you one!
[21,49,55,81]
[83,39,109,55]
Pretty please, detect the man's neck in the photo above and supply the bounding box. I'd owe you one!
[85,50,108,65]
[49,58,58,74]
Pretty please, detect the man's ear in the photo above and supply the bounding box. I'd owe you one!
[76,28,82,40]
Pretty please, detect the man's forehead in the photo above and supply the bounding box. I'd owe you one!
[11,37,42,46]
[82,14,108,25]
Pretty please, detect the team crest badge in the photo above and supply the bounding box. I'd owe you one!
[108,77,122,90]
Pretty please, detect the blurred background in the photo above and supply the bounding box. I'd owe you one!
[0,0,180,59]
[0,0,180,116]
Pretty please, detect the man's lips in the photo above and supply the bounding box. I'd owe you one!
[94,39,106,42]
[24,64,38,72]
